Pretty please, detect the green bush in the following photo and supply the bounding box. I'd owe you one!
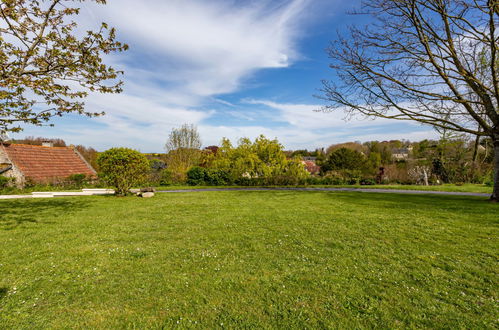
[67,173,87,188]
[360,178,376,185]
[159,169,174,186]
[0,176,12,188]
[322,172,346,185]
[187,166,206,186]
[205,169,231,186]
[322,148,366,173]
[97,148,150,196]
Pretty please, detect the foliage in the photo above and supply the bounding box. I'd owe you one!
[0,175,12,188]
[322,148,366,173]
[67,173,87,188]
[186,166,231,186]
[75,145,99,171]
[11,136,66,147]
[0,0,128,133]
[186,166,206,186]
[210,135,309,184]
[97,148,149,196]
[158,169,174,186]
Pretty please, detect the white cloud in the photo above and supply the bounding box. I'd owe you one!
[83,0,307,97]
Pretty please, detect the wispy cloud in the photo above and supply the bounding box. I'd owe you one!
[85,0,308,97]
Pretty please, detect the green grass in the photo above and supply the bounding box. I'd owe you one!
[0,191,497,328]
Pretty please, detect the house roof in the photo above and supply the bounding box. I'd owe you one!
[301,160,321,174]
[1,143,96,183]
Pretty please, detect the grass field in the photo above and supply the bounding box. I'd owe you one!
[0,191,497,328]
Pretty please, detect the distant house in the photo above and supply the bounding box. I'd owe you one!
[0,142,96,187]
[301,160,321,175]
[392,146,413,160]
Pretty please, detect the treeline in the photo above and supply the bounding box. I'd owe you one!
[8,126,495,188]
[145,126,494,187]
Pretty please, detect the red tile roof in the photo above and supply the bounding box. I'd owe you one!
[1,143,96,183]
[302,160,321,174]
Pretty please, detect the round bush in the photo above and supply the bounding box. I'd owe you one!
[97,148,150,196]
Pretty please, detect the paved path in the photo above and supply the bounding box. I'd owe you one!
[157,187,490,197]
[0,187,490,200]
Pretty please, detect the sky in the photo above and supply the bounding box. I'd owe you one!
[12,0,438,152]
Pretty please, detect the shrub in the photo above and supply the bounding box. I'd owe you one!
[322,172,346,185]
[67,173,87,188]
[159,169,174,186]
[205,169,231,186]
[187,166,206,186]
[322,148,366,173]
[97,148,150,196]
[359,178,376,185]
[0,176,12,188]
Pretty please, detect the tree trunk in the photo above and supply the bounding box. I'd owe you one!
[491,136,499,202]
[472,135,480,162]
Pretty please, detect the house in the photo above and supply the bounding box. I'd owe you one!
[0,142,96,187]
[301,160,321,175]
[392,146,413,160]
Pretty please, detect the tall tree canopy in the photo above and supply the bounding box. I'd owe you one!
[0,0,127,133]
[321,0,499,201]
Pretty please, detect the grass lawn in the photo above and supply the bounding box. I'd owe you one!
[0,191,497,328]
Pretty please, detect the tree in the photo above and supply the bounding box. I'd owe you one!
[97,148,149,196]
[322,148,366,173]
[0,0,128,133]
[321,0,499,201]
[211,135,309,184]
[165,124,202,182]
[12,136,66,146]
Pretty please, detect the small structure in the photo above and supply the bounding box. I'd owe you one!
[0,142,96,187]
[301,160,321,175]
[392,146,413,160]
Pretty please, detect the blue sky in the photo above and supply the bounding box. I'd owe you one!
[12,0,437,152]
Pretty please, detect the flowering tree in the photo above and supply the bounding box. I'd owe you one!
[0,0,127,133]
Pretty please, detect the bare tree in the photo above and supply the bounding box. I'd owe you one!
[321,0,499,201]
[165,124,202,182]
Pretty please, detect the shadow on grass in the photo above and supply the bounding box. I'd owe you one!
[0,198,91,230]
[0,287,7,300]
